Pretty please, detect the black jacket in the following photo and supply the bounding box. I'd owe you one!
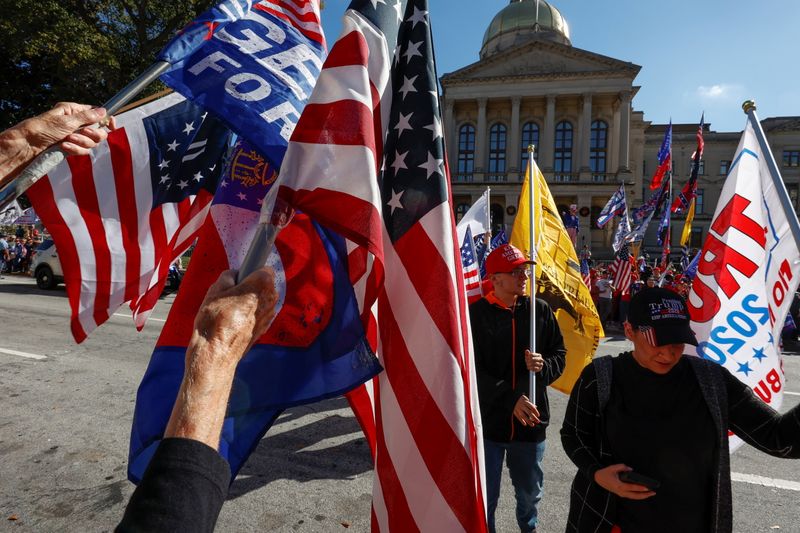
[470,295,566,443]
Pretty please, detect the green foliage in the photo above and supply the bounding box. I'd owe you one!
[0,0,216,128]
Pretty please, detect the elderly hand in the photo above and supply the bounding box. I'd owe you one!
[513,395,540,426]
[525,349,544,372]
[593,464,656,500]
[21,102,116,156]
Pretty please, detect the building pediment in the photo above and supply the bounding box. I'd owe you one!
[441,40,640,85]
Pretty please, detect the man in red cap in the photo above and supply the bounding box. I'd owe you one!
[470,243,566,533]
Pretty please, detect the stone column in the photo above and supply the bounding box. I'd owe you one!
[507,97,522,177]
[609,99,620,173]
[475,98,488,177]
[617,91,631,172]
[579,93,593,175]
[578,193,593,252]
[541,94,556,172]
[444,99,456,172]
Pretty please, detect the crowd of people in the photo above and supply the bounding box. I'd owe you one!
[0,229,40,278]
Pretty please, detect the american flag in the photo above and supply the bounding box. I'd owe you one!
[609,242,634,295]
[672,114,704,213]
[580,258,591,288]
[26,94,229,342]
[596,183,626,228]
[460,226,482,301]
[275,1,486,530]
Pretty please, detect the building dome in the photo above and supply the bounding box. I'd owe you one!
[481,0,571,58]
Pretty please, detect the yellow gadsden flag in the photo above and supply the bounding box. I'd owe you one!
[510,159,603,394]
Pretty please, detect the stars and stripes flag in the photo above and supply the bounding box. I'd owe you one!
[672,114,704,213]
[580,258,591,288]
[609,242,634,295]
[26,94,230,342]
[273,1,487,530]
[650,120,672,190]
[474,228,508,279]
[460,226,482,302]
[596,183,627,228]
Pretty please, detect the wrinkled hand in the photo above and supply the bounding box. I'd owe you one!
[191,268,278,371]
[513,395,540,426]
[22,102,116,156]
[593,464,656,500]
[525,350,544,372]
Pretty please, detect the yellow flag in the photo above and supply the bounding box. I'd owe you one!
[510,158,603,394]
[680,198,696,247]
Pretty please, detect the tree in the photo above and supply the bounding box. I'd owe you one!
[0,0,216,128]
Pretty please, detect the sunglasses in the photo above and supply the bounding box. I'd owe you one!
[500,268,530,277]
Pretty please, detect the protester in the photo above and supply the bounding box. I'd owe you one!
[561,288,800,533]
[470,244,566,533]
[595,270,615,328]
[562,204,580,249]
[116,267,277,533]
[0,102,115,185]
[0,233,8,278]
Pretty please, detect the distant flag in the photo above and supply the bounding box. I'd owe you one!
[650,121,672,190]
[272,1,487,529]
[26,94,230,342]
[158,0,327,169]
[128,139,381,483]
[687,111,800,451]
[596,183,627,228]
[612,210,631,253]
[474,228,507,279]
[626,179,669,243]
[456,188,491,243]
[683,249,700,280]
[680,197,696,246]
[609,241,634,295]
[657,190,672,246]
[672,114,705,213]
[460,226,483,302]
[580,258,591,288]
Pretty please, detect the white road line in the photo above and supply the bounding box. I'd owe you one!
[112,313,166,323]
[0,347,47,360]
[732,472,800,492]
[784,391,800,397]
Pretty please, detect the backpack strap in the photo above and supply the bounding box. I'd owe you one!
[594,355,614,411]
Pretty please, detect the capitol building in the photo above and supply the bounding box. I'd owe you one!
[441,0,800,259]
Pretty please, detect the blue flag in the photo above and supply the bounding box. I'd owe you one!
[157,0,327,169]
[596,183,627,228]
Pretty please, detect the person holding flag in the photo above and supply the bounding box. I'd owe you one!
[470,243,566,533]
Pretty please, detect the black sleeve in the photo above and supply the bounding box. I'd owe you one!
[116,438,231,533]
[724,367,800,458]
[561,363,605,479]
[537,300,566,386]
[471,303,521,413]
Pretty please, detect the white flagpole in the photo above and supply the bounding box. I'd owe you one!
[527,145,537,405]
[743,100,800,248]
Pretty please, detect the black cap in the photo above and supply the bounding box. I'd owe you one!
[628,287,698,346]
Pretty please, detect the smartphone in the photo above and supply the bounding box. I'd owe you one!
[618,470,660,490]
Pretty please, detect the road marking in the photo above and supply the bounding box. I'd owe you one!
[112,313,166,323]
[784,391,800,397]
[732,472,800,492]
[0,347,47,360]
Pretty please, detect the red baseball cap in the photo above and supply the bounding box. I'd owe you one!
[485,244,535,275]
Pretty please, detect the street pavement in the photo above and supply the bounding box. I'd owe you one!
[0,275,798,532]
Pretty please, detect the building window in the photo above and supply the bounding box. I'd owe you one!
[784,150,800,167]
[788,184,798,209]
[695,188,704,214]
[554,120,573,181]
[590,120,608,181]
[457,124,475,182]
[455,202,471,222]
[719,160,731,175]
[490,203,505,235]
[520,122,540,171]
[690,227,703,248]
[689,158,705,175]
[488,123,507,180]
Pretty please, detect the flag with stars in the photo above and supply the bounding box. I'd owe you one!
[686,117,800,451]
[127,138,381,483]
[460,226,482,303]
[26,93,230,342]
[273,1,487,530]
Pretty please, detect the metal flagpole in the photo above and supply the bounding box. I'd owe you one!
[0,61,171,212]
[527,145,537,405]
[743,100,800,248]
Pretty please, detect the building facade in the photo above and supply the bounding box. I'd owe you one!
[441,0,800,260]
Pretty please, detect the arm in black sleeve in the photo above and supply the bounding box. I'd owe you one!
[724,368,800,458]
[471,304,522,412]
[561,364,605,480]
[537,300,566,386]
[116,438,231,533]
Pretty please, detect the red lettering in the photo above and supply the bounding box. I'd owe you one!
[687,275,721,322]
[754,380,772,402]
[778,259,793,287]
[766,368,782,393]
[773,281,786,306]
[696,234,759,298]
[711,194,767,247]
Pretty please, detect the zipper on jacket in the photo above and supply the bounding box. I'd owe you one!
[510,303,517,440]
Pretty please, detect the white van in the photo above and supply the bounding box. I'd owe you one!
[31,239,64,289]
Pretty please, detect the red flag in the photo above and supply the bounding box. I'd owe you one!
[275,2,486,530]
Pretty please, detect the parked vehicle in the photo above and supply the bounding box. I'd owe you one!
[31,239,63,289]
[162,262,183,296]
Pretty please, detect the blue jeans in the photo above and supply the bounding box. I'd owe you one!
[484,439,545,533]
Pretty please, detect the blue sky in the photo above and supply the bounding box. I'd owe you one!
[320,0,799,132]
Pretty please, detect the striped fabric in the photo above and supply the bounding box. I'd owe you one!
[275,1,487,530]
[460,226,483,301]
[26,94,229,342]
[609,242,634,296]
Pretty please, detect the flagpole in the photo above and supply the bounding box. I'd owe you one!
[527,145,537,405]
[0,60,171,212]
[742,100,800,248]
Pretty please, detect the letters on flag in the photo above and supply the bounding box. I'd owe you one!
[510,158,602,394]
[687,119,800,450]
[158,0,326,169]
[596,183,627,228]
[626,179,669,243]
[128,139,382,482]
[272,1,487,530]
[26,93,230,342]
